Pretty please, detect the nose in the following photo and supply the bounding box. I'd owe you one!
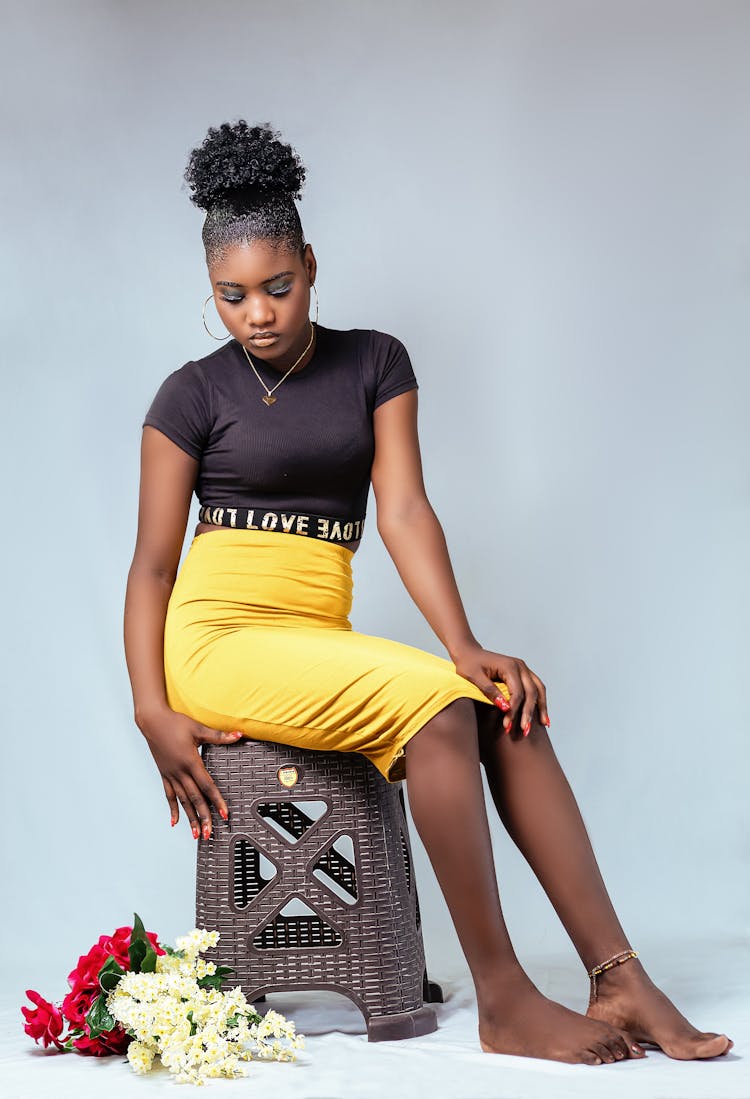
[245,294,275,327]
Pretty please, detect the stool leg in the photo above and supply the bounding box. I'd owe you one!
[423,966,444,1004]
[367,1003,439,1042]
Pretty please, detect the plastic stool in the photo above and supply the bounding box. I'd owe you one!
[195,736,443,1041]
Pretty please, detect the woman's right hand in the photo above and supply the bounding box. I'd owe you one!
[138,708,245,839]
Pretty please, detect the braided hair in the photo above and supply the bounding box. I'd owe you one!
[183,119,307,268]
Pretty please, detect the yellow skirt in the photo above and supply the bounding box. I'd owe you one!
[164,528,510,783]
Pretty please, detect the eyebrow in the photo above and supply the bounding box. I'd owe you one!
[215,270,295,288]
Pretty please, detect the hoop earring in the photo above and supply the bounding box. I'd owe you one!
[202,286,318,341]
[202,293,231,341]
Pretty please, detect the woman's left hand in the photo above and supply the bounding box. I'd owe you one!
[451,642,550,735]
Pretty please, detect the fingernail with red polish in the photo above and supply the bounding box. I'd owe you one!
[219,808,228,820]
[192,825,199,839]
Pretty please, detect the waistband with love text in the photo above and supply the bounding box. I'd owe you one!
[197,504,366,544]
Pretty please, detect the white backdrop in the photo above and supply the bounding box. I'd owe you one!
[1,3,748,1092]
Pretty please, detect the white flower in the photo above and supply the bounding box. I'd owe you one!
[106,926,305,1085]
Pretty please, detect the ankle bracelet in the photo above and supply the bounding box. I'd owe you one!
[587,948,639,1002]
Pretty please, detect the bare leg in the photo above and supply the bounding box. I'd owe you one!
[403,697,647,1065]
[475,702,733,1059]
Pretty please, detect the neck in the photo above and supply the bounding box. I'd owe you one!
[257,320,316,374]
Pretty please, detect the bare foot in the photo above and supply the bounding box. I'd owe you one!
[586,955,734,1060]
[478,967,646,1065]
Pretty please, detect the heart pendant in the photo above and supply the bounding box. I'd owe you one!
[262,394,277,406]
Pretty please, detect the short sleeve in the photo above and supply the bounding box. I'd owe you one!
[141,361,211,460]
[371,330,419,410]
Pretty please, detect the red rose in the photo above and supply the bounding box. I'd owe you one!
[24,920,165,1059]
[60,983,98,1029]
[66,944,108,996]
[97,925,137,969]
[66,925,164,998]
[70,1025,131,1057]
[103,924,163,965]
[21,991,67,1051]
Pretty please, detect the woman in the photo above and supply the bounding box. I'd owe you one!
[124,119,732,1066]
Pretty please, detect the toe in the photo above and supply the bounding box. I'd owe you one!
[610,1035,628,1060]
[701,1030,733,1050]
[667,1031,732,1060]
[697,1033,732,1058]
[619,1028,646,1057]
[581,1049,602,1065]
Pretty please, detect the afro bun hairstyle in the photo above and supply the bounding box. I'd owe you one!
[184,118,307,211]
[184,119,308,267]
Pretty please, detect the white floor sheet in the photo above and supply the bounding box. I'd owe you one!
[2,938,747,1098]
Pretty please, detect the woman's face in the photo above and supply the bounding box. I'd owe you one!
[208,240,317,370]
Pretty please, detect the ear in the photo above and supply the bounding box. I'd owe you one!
[303,242,317,282]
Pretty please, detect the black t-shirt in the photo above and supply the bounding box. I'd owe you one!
[141,324,418,523]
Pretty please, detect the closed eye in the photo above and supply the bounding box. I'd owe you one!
[221,287,291,304]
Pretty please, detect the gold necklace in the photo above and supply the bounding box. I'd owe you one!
[241,321,316,405]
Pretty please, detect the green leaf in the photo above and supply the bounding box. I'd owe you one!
[196,963,235,992]
[196,974,224,991]
[97,955,126,993]
[86,992,117,1039]
[128,912,157,974]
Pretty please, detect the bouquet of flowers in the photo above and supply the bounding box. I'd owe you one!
[22,912,305,1085]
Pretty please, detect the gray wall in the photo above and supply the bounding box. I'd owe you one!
[2,0,747,988]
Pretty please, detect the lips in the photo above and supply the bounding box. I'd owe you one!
[251,333,278,341]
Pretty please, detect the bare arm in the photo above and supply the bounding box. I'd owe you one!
[371,389,549,731]
[124,425,242,836]
[124,572,175,726]
[370,390,478,661]
[124,426,196,730]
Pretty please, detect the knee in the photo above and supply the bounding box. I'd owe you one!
[434,696,478,736]
[474,699,503,762]
[407,697,479,755]
[477,704,551,758]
